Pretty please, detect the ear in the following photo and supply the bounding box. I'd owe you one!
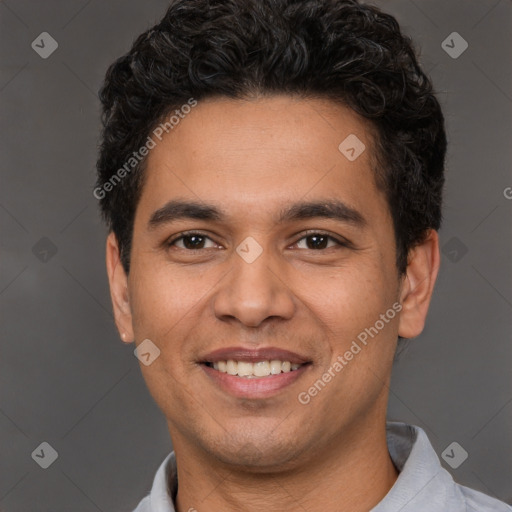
[106,232,134,343]
[398,229,440,339]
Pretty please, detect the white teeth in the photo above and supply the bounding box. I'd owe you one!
[209,359,304,377]
[254,361,271,377]
[270,359,282,374]
[226,359,238,375]
[237,361,253,377]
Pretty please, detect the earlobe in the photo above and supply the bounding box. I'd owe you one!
[398,230,440,339]
[106,232,135,343]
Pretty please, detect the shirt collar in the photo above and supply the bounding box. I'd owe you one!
[371,422,448,511]
[146,451,177,512]
[140,422,489,512]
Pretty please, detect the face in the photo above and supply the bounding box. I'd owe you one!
[107,95,437,471]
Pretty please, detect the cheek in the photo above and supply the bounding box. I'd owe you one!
[300,261,393,347]
[305,264,398,412]
[127,261,208,401]
[128,258,205,341]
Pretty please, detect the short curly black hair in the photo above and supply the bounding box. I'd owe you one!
[96,0,446,276]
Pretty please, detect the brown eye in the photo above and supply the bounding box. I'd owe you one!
[294,232,346,250]
[167,232,217,250]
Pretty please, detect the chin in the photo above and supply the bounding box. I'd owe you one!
[207,434,307,473]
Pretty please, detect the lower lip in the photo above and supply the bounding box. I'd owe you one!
[201,364,310,399]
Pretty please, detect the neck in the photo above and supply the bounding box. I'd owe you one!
[171,419,398,512]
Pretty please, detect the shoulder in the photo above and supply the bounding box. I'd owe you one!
[382,422,511,511]
[457,484,512,512]
[131,494,151,512]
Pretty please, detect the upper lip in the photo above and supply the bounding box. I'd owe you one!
[200,347,311,365]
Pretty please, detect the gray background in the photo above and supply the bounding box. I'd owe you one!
[1,0,511,510]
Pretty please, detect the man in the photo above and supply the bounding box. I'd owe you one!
[95,0,511,510]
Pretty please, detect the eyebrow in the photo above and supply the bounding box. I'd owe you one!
[147,198,366,230]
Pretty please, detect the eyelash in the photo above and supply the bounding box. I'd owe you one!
[165,230,350,251]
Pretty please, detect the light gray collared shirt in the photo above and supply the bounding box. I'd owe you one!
[132,422,511,511]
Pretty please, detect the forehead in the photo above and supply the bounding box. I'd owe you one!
[135,96,385,226]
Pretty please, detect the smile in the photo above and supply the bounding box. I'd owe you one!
[205,359,304,378]
[201,361,311,399]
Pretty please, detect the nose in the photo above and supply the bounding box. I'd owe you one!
[212,246,296,328]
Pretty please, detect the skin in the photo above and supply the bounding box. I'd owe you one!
[106,96,440,512]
